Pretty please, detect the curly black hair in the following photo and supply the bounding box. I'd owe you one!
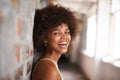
[33,4,79,55]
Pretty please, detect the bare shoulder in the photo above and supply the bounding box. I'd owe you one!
[32,60,60,80]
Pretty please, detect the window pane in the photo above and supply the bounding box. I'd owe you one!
[112,11,120,59]
[85,14,96,57]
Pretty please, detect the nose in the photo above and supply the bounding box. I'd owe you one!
[60,33,67,40]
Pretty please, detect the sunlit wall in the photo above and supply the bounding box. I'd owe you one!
[0,0,41,80]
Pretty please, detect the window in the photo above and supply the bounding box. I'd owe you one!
[112,11,120,59]
[85,13,97,57]
[103,0,120,68]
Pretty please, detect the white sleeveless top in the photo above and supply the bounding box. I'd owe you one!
[40,58,63,80]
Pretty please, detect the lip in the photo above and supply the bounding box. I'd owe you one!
[58,41,68,45]
[58,44,68,49]
[58,41,69,49]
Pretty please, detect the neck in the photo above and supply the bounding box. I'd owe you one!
[42,51,61,63]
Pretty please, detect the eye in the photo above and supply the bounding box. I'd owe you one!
[53,31,61,35]
[65,30,70,34]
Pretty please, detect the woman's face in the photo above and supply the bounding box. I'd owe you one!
[46,23,71,54]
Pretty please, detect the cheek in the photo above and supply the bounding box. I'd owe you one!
[68,35,71,41]
[50,36,59,45]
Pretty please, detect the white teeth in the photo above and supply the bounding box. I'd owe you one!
[59,42,67,44]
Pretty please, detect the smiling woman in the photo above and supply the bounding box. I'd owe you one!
[47,24,71,54]
[30,4,79,80]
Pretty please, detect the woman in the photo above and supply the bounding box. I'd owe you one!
[31,4,79,80]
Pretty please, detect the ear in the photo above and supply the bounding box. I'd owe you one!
[42,34,47,43]
[43,40,47,43]
[42,34,48,44]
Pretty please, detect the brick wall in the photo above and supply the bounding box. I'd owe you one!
[0,0,47,80]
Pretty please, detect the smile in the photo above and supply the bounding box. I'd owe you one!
[58,42,68,48]
[58,42,67,45]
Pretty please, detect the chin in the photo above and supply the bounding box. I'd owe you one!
[60,50,68,54]
[61,52,67,55]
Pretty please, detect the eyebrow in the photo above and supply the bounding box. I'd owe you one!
[52,28,70,32]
